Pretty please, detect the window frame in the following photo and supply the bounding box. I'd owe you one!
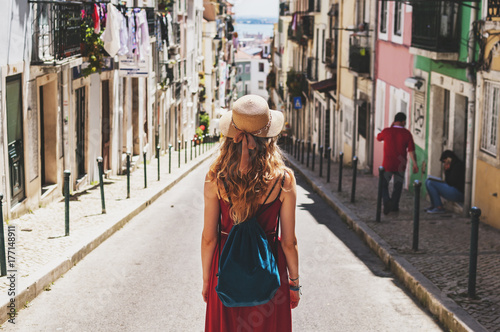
[481,81,500,157]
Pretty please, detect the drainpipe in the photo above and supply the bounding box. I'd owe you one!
[368,0,379,173]
[336,0,344,161]
[463,6,478,216]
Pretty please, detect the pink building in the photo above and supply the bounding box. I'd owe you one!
[373,2,416,177]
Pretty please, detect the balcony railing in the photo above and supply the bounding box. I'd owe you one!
[349,34,370,75]
[411,1,460,53]
[280,2,290,16]
[306,57,317,81]
[488,0,500,20]
[31,1,83,64]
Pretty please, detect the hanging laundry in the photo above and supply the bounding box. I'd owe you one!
[101,3,122,57]
[117,9,129,56]
[92,4,100,34]
[135,9,150,61]
[166,13,174,47]
[127,9,138,57]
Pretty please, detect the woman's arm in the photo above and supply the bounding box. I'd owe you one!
[280,171,300,308]
[201,174,220,303]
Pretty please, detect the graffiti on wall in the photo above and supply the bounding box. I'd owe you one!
[412,90,426,139]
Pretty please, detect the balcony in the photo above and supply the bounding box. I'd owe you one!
[349,34,370,75]
[325,38,337,68]
[30,1,83,64]
[287,15,314,45]
[306,57,317,81]
[302,16,314,39]
[410,1,460,59]
[280,2,290,16]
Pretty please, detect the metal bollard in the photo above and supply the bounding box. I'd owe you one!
[178,141,181,168]
[412,180,422,251]
[126,152,131,199]
[338,152,344,192]
[64,170,71,236]
[97,157,106,214]
[143,149,147,188]
[327,147,332,183]
[294,139,298,159]
[319,146,324,177]
[157,145,161,181]
[312,144,316,171]
[306,142,311,167]
[191,139,193,161]
[0,194,5,276]
[185,140,188,164]
[198,137,201,156]
[301,141,305,164]
[168,144,172,174]
[376,166,384,223]
[468,207,481,298]
[351,156,358,203]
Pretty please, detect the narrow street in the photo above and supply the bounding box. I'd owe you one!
[2,159,442,331]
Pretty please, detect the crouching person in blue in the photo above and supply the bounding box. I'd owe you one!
[425,150,465,214]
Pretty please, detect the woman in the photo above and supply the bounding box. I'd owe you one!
[425,150,465,214]
[201,95,300,331]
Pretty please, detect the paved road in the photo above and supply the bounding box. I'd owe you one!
[2,160,443,331]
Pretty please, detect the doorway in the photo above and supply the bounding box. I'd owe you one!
[101,80,111,171]
[6,75,25,205]
[75,87,86,179]
[39,83,58,195]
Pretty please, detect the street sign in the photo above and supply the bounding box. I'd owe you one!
[293,97,302,109]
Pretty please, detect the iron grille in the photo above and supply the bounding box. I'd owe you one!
[31,1,83,64]
[488,0,500,20]
[349,34,370,74]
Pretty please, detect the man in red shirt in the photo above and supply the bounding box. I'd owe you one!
[377,112,419,214]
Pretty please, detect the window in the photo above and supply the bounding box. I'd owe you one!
[394,2,403,36]
[259,81,264,90]
[238,66,242,74]
[322,29,325,63]
[481,81,499,156]
[380,1,388,34]
[259,63,264,72]
[245,64,250,73]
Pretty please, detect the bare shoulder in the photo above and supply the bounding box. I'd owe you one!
[280,169,296,199]
[204,173,219,199]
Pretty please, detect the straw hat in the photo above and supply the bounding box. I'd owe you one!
[220,95,284,138]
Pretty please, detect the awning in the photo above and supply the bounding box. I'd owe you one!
[311,78,336,93]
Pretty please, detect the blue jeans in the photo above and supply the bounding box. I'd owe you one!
[425,179,464,208]
[382,171,405,209]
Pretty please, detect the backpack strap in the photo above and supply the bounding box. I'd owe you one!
[274,171,287,255]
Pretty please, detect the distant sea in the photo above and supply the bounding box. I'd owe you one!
[235,23,275,38]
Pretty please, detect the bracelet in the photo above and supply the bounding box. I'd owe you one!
[289,276,299,282]
[289,285,302,295]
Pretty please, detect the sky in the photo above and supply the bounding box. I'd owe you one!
[231,0,279,18]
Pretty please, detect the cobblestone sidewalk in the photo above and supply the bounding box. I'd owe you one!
[0,142,218,324]
[285,148,500,332]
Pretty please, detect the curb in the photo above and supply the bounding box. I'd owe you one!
[0,151,216,324]
[286,156,488,332]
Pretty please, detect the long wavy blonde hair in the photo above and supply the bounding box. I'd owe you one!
[207,136,291,224]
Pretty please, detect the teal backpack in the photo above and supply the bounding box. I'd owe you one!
[216,174,285,307]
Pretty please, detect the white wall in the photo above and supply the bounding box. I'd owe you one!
[250,59,270,99]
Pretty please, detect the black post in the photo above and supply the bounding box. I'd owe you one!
[178,141,181,168]
[301,140,305,164]
[306,142,311,167]
[97,157,106,214]
[64,170,71,236]
[0,194,5,276]
[190,139,193,160]
[168,144,172,174]
[294,139,298,159]
[338,152,344,192]
[185,140,187,164]
[351,156,358,203]
[126,152,131,199]
[157,145,161,181]
[319,146,324,177]
[468,207,481,298]
[312,143,316,171]
[376,166,384,222]
[412,180,422,251]
[143,149,147,188]
[327,147,332,183]
[198,137,201,156]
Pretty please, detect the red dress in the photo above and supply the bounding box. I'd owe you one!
[205,198,292,332]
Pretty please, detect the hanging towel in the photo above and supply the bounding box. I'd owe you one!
[101,4,122,57]
[92,4,100,34]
